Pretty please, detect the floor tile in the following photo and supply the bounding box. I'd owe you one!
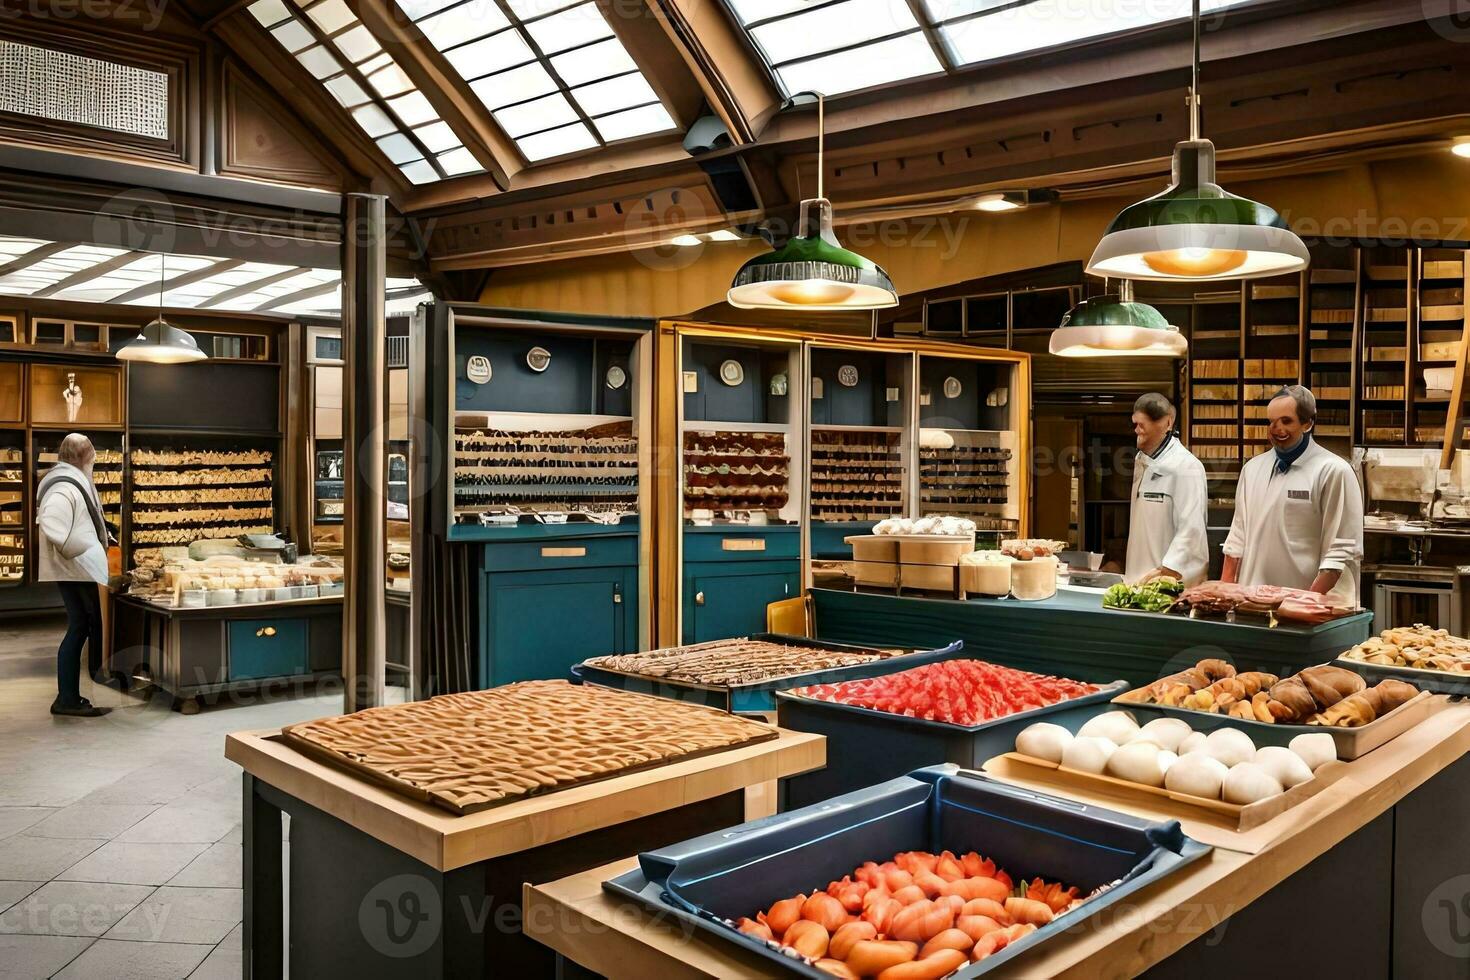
[52,938,211,980]
[187,929,241,980]
[0,933,93,980]
[0,881,153,937]
[116,806,239,846]
[55,841,208,886]
[104,886,240,945]
[0,809,55,840]
[26,804,156,841]
[0,881,40,914]
[168,842,240,889]
[0,837,102,882]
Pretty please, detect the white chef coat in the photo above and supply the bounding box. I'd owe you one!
[1223,437,1363,603]
[1125,435,1209,586]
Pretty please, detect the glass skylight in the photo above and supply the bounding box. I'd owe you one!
[249,0,485,184]
[393,0,677,162]
[723,0,943,96]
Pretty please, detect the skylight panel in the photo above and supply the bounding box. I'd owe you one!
[394,0,677,161]
[248,0,484,184]
[778,31,942,95]
[750,0,921,65]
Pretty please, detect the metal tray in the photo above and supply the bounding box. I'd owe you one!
[1112,682,1443,760]
[572,634,964,714]
[604,764,1210,980]
[1332,657,1470,697]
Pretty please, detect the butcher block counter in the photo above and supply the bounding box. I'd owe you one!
[524,702,1470,979]
[226,723,824,979]
[809,587,1373,687]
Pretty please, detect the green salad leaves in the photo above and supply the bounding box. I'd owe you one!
[1102,577,1183,612]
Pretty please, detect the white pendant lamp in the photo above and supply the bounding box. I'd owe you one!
[727,93,898,311]
[116,254,207,364]
[1086,0,1308,282]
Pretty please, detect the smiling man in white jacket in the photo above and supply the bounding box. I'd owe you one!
[1126,393,1209,586]
[1222,385,1363,604]
[37,433,112,717]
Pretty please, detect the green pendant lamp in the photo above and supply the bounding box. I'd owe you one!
[728,93,897,310]
[1086,0,1307,283]
[1049,280,1186,357]
[116,254,207,364]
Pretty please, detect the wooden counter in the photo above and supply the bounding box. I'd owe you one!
[524,704,1470,979]
[228,724,824,979]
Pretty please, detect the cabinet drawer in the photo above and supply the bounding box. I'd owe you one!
[481,534,638,572]
[228,618,308,681]
[684,529,799,563]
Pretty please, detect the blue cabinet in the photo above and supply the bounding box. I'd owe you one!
[228,618,309,682]
[682,527,800,644]
[472,525,640,688]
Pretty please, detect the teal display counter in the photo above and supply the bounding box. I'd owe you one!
[811,587,1374,687]
[452,521,639,687]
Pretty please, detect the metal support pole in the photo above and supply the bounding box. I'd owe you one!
[342,192,387,712]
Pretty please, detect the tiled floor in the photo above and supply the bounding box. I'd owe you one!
[0,615,344,979]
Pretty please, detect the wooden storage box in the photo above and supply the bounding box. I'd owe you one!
[844,534,897,587]
[897,533,974,592]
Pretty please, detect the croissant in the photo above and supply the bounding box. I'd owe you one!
[1266,678,1318,723]
[1197,659,1237,683]
[1310,693,1376,727]
[1360,679,1417,716]
[1298,666,1366,711]
[1234,672,1279,697]
[1228,700,1256,719]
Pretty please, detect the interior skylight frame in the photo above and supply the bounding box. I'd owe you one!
[392,0,679,162]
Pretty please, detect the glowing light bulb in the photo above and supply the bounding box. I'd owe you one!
[1141,246,1248,277]
[766,280,855,305]
[1453,142,1470,159]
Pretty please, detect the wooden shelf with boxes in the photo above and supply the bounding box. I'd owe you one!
[1416,247,1469,454]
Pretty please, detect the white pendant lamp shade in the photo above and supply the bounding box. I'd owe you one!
[1049,281,1187,358]
[115,254,208,364]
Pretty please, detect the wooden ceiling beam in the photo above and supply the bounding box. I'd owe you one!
[0,242,76,280]
[199,266,313,309]
[348,0,518,192]
[254,278,340,312]
[645,0,780,144]
[31,249,151,298]
[108,258,247,304]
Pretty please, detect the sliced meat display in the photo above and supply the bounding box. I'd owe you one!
[788,660,1100,727]
[1174,580,1357,625]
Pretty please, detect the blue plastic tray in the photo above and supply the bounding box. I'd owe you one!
[572,634,965,714]
[775,677,1129,808]
[605,764,1210,979]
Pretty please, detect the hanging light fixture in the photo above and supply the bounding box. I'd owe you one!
[1049,280,1187,358]
[1086,0,1308,282]
[728,93,897,310]
[115,253,207,364]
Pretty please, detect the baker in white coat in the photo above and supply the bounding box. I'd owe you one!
[1125,393,1209,585]
[1222,385,1363,603]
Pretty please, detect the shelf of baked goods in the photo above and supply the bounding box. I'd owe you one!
[683,424,794,525]
[127,445,275,565]
[809,425,904,523]
[125,553,343,609]
[916,427,1018,534]
[453,411,639,525]
[36,444,122,529]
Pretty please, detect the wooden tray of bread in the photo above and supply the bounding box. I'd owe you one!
[1115,659,1442,759]
[985,751,1347,833]
[280,681,779,815]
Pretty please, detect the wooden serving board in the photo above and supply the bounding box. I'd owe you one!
[281,681,779,816]
[987,752,1349,833]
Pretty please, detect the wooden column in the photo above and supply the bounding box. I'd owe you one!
[342,193,386,712]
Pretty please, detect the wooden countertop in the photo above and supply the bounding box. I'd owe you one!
[523,703,1470,979]
[225,726,824,872]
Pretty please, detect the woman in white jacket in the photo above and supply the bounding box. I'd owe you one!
[37,433,112,717]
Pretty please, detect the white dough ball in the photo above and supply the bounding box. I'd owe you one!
[1061,736,1116,774]
[1203,728,1257,768]
[1253,746,1314,788]
[1178,732,1208,756]
[1107,741,1171,786]
[1222,762,1284,805]
[1164,754,1229,799]
[1137,718,1193,753]
[1015,723,1072,763]
[1288,732,1338,772]
[1078,711,1139,745]
[1159,750,1178,773]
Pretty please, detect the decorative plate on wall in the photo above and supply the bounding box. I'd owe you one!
[466,355,492,384]
[718,359,744,386]
[605,365,627,390]
[837,365,859,387]
[526,347,551,372]
[943,376,963,399]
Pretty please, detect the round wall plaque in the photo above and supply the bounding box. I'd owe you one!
[466,355,492,384]
[943,376,963,399]
[605,365,627,390]
[837,365,859,387]
[526,347,552,372]
[719,359,745,386]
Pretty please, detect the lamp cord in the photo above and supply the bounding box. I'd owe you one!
[1189,0,1200,141]
[817,91,824,201]
[157,254,166,320]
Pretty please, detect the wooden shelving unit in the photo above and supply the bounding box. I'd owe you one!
[1414,248,1467,445]
[1305,247,1358,453]
[1358,246,1411,444]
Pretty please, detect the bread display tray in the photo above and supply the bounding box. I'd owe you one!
[1331,656,1470,697]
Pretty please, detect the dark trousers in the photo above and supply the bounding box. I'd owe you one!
[56,581,102,704]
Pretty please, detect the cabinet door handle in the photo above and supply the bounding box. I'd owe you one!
[695,591,705,606]
[612,585,622,604]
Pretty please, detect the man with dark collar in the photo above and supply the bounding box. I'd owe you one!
[1126,393,1208,585]
[1221,385,1363,602]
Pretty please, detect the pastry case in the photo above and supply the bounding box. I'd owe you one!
[443,308,655,687]
[660,324,805,646]
[0,431,23,584]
